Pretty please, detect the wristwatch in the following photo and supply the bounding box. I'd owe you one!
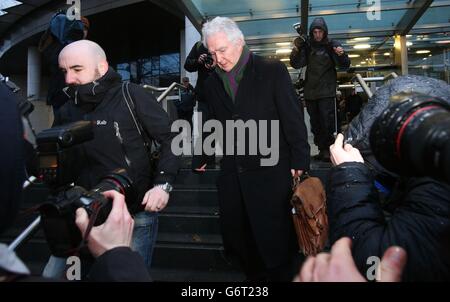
[155,182,173,193]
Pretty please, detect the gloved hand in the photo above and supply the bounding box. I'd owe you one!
[294,35,307,49]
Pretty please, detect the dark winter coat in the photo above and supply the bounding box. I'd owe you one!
[54,68,178,213]
[290,17,350,100]
[203,53,310,268]
[329,75,450,281]
[184,41,215,103]
[327,162,450,281]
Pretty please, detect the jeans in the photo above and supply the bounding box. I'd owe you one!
[130,211,159,269]
[42,211,159,278]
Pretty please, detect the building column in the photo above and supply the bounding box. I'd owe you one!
[27,46,41,100]
[394,35,408,75]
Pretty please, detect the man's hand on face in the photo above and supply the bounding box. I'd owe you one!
[333,46,344,56]
[141,186,169,212]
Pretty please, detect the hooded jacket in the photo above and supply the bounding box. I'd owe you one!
[54,68,178,213]
[290,17,350,100]
[328,76,450,281]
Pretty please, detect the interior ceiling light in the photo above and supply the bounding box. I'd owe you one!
[353,37,370,41]
[348,54,360,58]
[436,40,450,44]
[354,44,371,49]
[276,48,292,54]
[384,52,390,56]
[276,42,291,46]
[416,50,430,54]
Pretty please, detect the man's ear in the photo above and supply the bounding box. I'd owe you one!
[98,61,109,76]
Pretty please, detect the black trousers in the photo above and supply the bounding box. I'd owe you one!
[217,172,301,281]
[305,97,337,151]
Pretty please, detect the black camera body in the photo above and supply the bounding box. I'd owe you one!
[33,121,135,256]
[370,92,450,184]
[36,121,93,189]
[39,169,134,257]
[204,54,214,66]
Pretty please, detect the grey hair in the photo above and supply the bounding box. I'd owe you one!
[202,17,245,48]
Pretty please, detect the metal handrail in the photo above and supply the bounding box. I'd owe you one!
[384,72,399,80]
[355,74,373,98]
[142,82,184,102]
[157,82,184,102]
[142,84,167,92]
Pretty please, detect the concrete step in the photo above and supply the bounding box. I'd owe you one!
[149,267,245,282]
[158,213,221,235]
[175,168,219,186]
[152,242,237,271]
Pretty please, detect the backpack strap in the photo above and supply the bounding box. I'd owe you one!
[121,82,154,155]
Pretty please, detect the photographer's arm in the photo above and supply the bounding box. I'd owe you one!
[76,190,151,281]
[328,134,450,281]
[133,86,179,212]
[184,43,202,72]
[331,40,350,69]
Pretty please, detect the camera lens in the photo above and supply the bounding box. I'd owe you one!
[370,92,450,182]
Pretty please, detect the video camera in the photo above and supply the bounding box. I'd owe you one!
[370,92,450,184]
[9,121,135,256]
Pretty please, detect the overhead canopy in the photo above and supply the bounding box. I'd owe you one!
[175,0,450,75]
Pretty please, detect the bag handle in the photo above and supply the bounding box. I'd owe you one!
[292,171,310,190]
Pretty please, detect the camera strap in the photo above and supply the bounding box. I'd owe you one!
[70,201,103,255]
[121,82,156,155]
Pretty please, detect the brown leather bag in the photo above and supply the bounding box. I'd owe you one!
[290,174,328,256]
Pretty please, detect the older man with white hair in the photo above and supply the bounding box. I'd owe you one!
[198,17,310,281]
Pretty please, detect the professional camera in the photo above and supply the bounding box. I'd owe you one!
[204,53,214,66]
[39,169,134,257]
[370,92,450,184]
[34,121,135,256]
[36,121,93,189]
[292,22,308,48]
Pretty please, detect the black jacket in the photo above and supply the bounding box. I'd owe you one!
[203,54,310,268]
[0,82,25,233]
[184,41,214,102]
[1,246,151,282]
[54,68,178,212]
[290,17,350,100]
[327,162,450,281]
